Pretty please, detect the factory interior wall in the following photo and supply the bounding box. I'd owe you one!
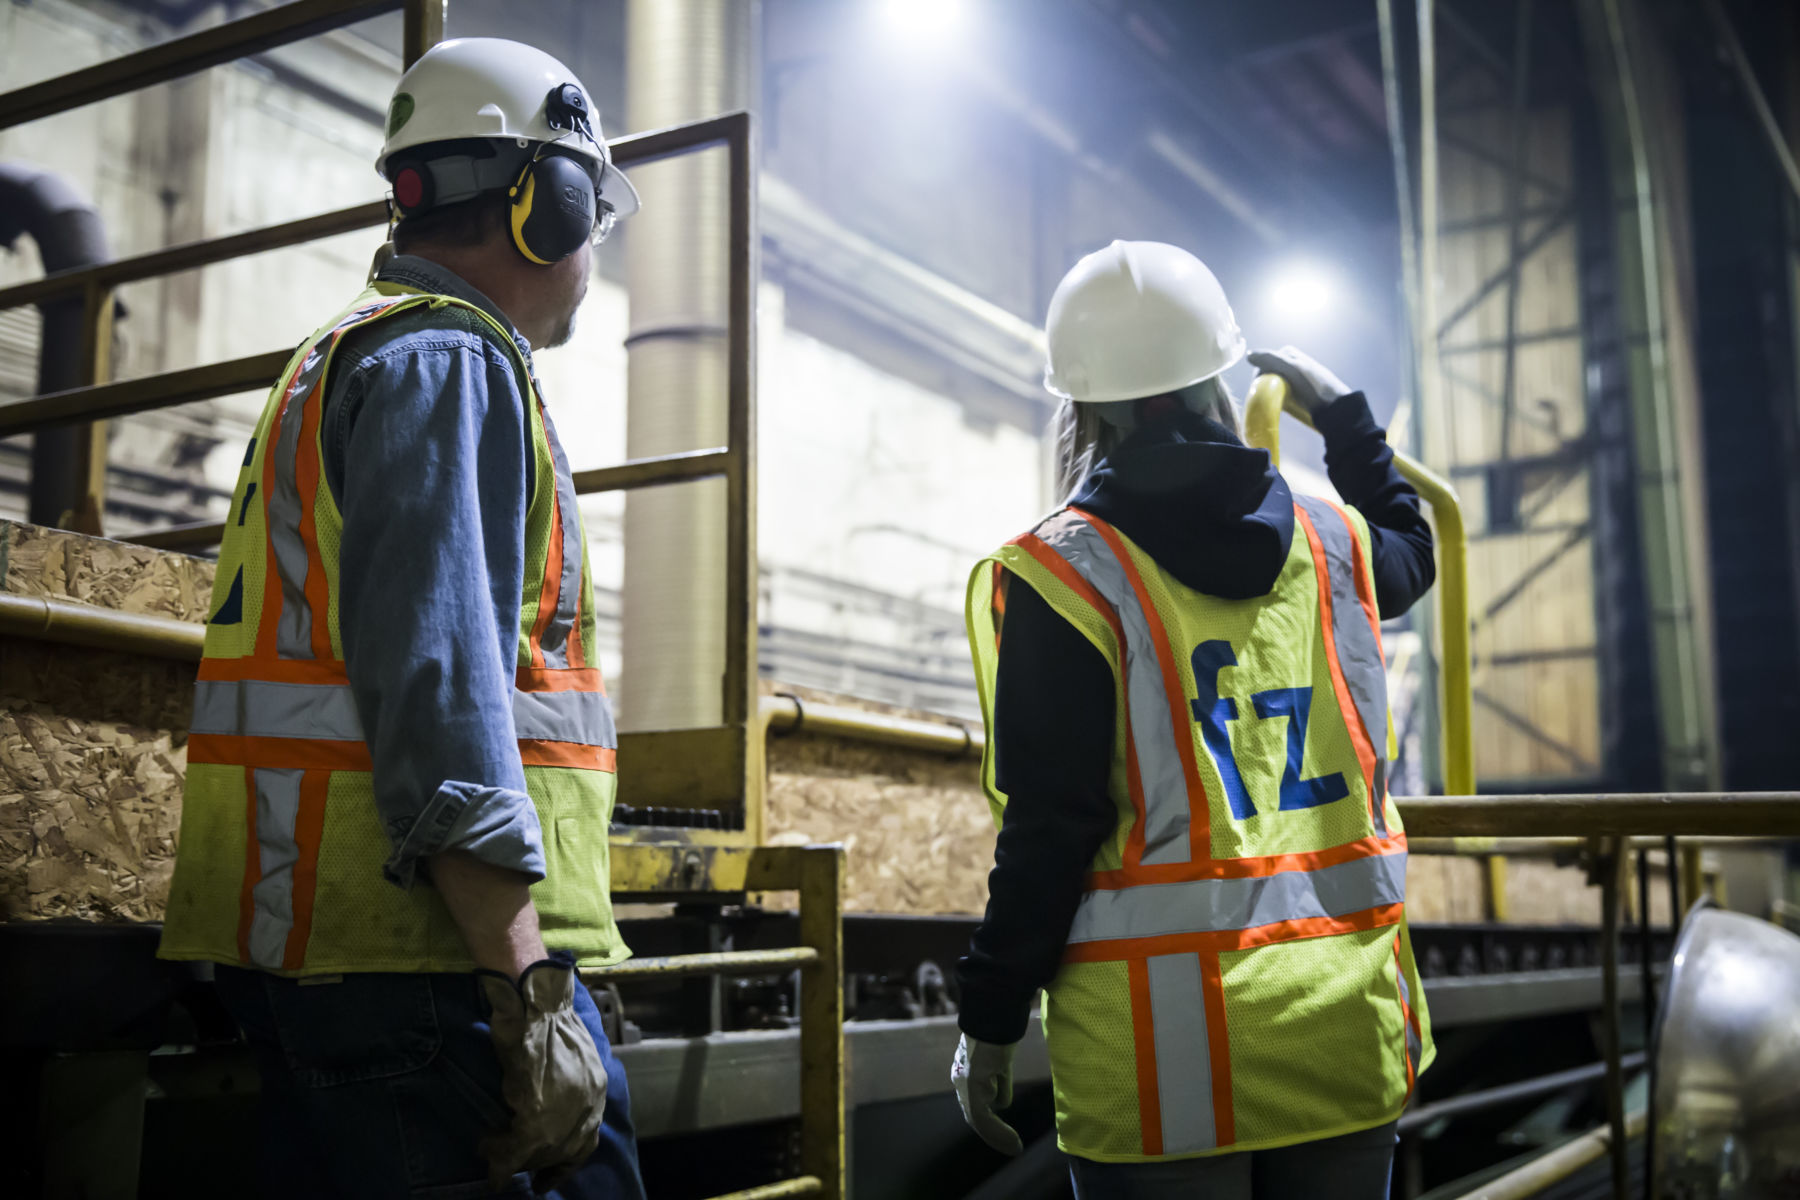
[0,0,1045,709]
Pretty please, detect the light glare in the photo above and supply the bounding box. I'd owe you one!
[1265,262,1338,322]
[881,0,966,41]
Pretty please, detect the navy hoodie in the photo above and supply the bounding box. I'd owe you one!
[955,391,1435,1045]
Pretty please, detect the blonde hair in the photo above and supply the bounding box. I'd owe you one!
[1052,375,1241,501]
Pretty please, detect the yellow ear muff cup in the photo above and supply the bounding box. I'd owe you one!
[509,154,596,266]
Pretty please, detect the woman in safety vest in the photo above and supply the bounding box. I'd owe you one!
[951,240,1436,1198]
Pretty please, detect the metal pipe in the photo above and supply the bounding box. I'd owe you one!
[1599,838,1629,1199]
[700,1180,822,1200]
[761,694,982,760]
[1396,1052,1646,1134]
[1459,1108,1647,1200]
[582,946,818,983]
[1596,0,1719,792]
[1402,795,1800,837]
[620,0,753,734]
[0,592,204,660]
[0,164,110,529]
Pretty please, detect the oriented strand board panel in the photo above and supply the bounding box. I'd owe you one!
[1,521,208,922]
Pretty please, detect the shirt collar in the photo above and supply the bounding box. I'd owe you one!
[377,254,536,366]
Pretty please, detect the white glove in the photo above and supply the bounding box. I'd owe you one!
[952,1033,1022,1155]
[1247,345,1353,416]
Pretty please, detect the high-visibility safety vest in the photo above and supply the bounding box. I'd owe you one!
[965,496,1432,1162]
[158,284,627,976]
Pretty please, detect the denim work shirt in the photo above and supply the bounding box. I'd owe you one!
[319,254,551,889]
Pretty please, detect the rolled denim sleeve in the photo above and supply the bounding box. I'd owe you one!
[333,331,546,888]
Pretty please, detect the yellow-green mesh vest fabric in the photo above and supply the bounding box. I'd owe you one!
[158,284,626,976]
[964,499,1433,1162]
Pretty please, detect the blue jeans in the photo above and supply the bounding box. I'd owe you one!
[215,966,646,1199]
[1068,1121,1397,1200]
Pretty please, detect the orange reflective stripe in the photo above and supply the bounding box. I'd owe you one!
[189,734,373,772]
[1087,836,1402,890]
[1062,902,1405,963]
[518,740,617,772]
[281,770,331,970]
[1199,951,1234,1147]
[1014,532,1150,866]
[1393,939,1418,1094]
[236,765,260,964]
[528,468,565,670]
[1069,508,1213,866]
[1295,505,1381,823]
[198,656,349,685]
[292,375,335,663]
[515,666,607,694]
[1127,957,1164,1157]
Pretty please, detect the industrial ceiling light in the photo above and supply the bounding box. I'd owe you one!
[881,0,967,42]
[1264,260,1339,323]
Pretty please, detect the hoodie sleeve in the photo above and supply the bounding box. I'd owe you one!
[955,578,1119,1045]
[1314,391,1437,618]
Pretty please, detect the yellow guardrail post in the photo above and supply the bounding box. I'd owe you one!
[1245,376,1488,896]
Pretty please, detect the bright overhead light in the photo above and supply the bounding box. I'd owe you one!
[1264,261,1338,322]
[879,0,967,42]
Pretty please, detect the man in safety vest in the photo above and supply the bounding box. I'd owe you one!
[158,39,645,1198]
[951,241,1436,1197]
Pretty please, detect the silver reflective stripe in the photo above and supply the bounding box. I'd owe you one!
[192,679,365,741]
[512,688,617,748]
[268,344,331,659]
[267,301,398,660]
[535,405,583,669]
[1295,496,1390,831]
[1397,961,1422,1069]
[1067,852,1408,943]
[190,677,612,749]
[1035,511,1192,865]
[1147,953,1217,1154]
[247,766,304,969]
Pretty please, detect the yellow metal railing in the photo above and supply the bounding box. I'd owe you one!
[597,844,845,1199]
[1244,373,1473,795]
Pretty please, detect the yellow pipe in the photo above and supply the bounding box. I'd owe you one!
[1244,374,1474,797]
[1461,1109,1646,1200]
[0,591,204,660]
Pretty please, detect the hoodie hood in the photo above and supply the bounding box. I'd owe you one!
[1068,410,1293,600]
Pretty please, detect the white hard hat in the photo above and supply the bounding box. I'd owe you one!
[378,37,638,219]
[1044,240,1245,402]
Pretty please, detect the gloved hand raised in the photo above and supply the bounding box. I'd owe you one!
[1247,345,1353,416]
[952,1033,1023,1155]
[478,951,607,1194]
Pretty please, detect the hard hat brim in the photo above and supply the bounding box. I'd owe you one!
[1045,337,1246,403]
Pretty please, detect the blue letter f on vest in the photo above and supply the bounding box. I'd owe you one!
[1190,640,1350,820]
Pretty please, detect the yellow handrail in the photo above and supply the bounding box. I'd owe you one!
[1244,374,1474,796]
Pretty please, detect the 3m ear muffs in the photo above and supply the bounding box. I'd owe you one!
[508,152,596,266]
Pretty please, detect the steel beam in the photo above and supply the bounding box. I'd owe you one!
[1398,792,1800,836]
[0,0,403,131]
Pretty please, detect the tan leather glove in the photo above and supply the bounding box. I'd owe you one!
[478,952,607,1194]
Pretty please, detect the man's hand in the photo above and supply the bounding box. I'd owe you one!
[478,952,607,1193]
[1248,345,1353,416]
[952,1033,1023,1155]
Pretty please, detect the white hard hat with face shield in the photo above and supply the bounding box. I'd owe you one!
[378,38,638,251]
[1044,240,1245,403]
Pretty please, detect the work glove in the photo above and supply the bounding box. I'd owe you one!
[952,1033,1023,1156]
[1247,345,1354,416]
[477,951,607,1194]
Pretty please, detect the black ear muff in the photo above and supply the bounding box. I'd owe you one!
[392,164,433,216]
[509,153,596,265]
